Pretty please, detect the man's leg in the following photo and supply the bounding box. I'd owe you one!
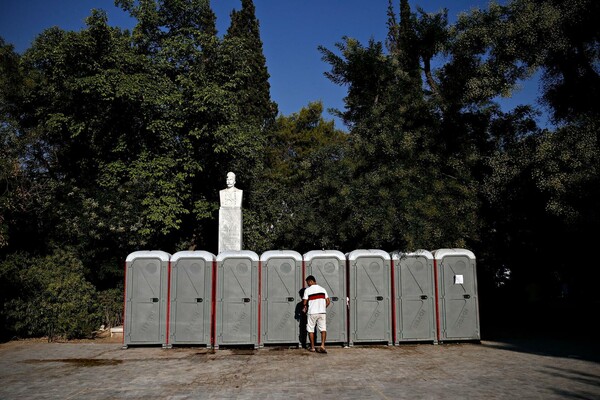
[318,314,327,350]
[307,314,316,350]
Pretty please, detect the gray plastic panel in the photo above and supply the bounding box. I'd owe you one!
[261,255,302,345]
[169,256,213,345]
[436,251,480,341]
[394,252,436,343]
[216,254,259,348]
[304,252,347,344]
[349,253,392,345]
[124,253,169,346]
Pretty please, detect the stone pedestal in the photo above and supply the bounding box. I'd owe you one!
[219,207,242,253]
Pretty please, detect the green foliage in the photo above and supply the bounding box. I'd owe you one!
[0,39,30,249]
[97,287,124,328]
[0,0,599,339]
[444,0,600,122]
[223,0,277,126]
[534,118,600,224]
[319,2,479,251]
[320,37,393,127]
[264,102,345,182]
[1,250,101,340]
[245,102,347,253]
[1,0,278,339]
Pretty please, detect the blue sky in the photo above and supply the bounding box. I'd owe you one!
[0,0,545,128]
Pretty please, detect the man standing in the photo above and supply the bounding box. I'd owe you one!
[302,275,331,353]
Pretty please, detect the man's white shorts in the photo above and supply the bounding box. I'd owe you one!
[307,313,326,333]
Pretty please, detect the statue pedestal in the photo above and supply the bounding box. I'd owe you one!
[219,207,242,253]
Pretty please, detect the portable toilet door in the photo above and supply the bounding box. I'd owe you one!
[433,249,480,342]
[260,250,303,346]
[303,250,347,345]
[347,250,392,346]
[123,251,170,348]
[169,251,215,347]
[392,251,437,344]
[215,251,259,349]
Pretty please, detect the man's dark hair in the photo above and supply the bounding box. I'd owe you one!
[305,275,316,283]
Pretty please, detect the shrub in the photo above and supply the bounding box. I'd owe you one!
[97,287,123,328]
[2,250,101,341]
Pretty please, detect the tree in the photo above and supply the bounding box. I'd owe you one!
[442,0,599,124]
[449,0,600,321]
[319,1,479,251]
[245,102,347,252]
[1,250,100,341]
[0,39,29,249]
[222,0,277,127]
[1,0,284,339]
[8,11,194,285]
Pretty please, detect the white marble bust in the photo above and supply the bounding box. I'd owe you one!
[219,172,243,208]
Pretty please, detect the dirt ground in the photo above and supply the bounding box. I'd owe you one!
[1,333,599,400]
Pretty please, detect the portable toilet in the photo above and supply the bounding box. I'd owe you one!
[215,250,260,349]
[123,251,170,348]
[303,250,347,345]
[260,250,303,346]
[433,249,480,342]
[347,250,392,346]
[168,251,216,347]
[392,251,437,344]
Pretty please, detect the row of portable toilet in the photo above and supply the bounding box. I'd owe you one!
[122,249,479,349]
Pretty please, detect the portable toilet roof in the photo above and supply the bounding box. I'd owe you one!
[391,250,434,260]
[348,249,391,261]
[260,250,302,262]
[126,250,170,262]
[303,250,345,261]
[216,250,259,262]
[171,251,215,262]
[433,249,475,260]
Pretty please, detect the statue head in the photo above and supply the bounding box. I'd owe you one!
[226,172,236,189]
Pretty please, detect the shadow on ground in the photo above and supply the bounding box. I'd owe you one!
[483,336,600,363]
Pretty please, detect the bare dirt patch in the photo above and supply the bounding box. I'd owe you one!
[23,358,123,367]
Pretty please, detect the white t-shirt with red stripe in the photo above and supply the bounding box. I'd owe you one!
[303,284,329,314]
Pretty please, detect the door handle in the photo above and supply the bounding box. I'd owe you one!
[463,294,471,299]
[376,296,384,301]
[287,297,294,302]
[331,297,339,301]
[420,295,428,300]
[243,298,251,303]
[151,298,159,303]
[196,298,203,303]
